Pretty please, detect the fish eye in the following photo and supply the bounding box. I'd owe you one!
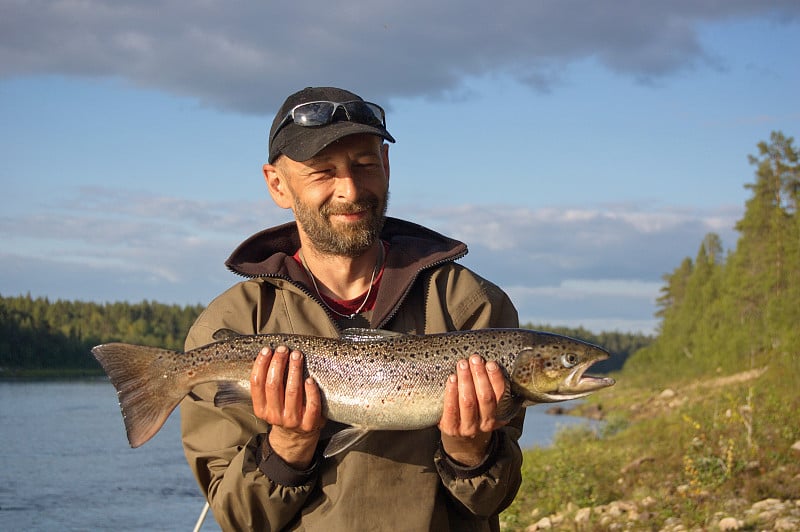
[561,353,579,368]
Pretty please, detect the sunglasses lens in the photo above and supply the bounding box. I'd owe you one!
[292,102,337,126]
[343,102,385,126]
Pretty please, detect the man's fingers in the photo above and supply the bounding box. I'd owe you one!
[250,347,273,417]
[438,374,459,434]
[469,355,498,433]
[486,360,507,403]
[282,350,304,426]
[302,377,324,432]
[262,345,290,422]
[456,359,478,435]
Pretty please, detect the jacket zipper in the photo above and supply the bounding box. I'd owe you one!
[228,269,342,330]
[377,248,468,330]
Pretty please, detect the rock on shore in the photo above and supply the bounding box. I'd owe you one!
[519,497,800,531]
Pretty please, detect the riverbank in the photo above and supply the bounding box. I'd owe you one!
[500,360,800,530]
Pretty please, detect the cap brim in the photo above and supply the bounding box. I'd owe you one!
[270,121,395,163]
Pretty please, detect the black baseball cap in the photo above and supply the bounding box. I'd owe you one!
[268,86,395,163]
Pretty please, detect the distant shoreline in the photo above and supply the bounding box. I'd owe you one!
[0,368,105,380]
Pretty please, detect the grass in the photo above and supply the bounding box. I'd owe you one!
[500,354,800,530]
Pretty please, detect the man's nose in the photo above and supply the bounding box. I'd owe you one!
[334,169,360,201]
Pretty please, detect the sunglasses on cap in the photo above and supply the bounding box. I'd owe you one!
[273,100,387,137]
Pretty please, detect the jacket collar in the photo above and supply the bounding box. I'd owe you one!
[225,217,467,279]
[225,217,469,328]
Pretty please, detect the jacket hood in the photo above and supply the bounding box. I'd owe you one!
[225,217,468,278]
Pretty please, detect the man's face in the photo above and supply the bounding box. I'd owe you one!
[277,134,390,257]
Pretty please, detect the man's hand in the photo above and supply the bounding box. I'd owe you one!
[438,355,508,467]
[250,346,325,469]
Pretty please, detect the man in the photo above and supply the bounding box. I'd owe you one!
[180,86,524,531]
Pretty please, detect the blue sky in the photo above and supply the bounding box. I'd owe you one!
[1,2,798,334]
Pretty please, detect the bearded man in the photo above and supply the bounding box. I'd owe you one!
[180,86,524,531]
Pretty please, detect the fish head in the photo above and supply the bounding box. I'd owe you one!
[510,331,615,403]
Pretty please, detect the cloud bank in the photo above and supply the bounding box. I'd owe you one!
[2,1,797,112]
[0,186,741,333]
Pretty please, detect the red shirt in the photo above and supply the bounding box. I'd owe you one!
[292,241,388,316]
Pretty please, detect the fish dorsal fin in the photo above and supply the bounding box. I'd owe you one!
[339,328,406,343]
[212,328,243,341]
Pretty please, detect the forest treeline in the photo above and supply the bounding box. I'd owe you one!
[0,297,203,374]
[520,324,652,373]
[0,294,648,375]
[625,131,799,383]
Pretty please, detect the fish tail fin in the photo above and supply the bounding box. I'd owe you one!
[91,343,189,448]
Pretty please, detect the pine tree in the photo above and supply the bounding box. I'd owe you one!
[724,132,799,362]
[626,132,799,382]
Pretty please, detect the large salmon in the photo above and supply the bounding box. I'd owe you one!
[92,328,615,453]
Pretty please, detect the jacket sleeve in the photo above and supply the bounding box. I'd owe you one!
[434,421,524,519]
[179,282,317,531]
[426,264,525,519]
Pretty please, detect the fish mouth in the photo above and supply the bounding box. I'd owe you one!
[540,361,616,402]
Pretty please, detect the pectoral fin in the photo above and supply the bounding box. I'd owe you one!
[323,427,371,458]
[496,386,525,422]
[214,382,253,407]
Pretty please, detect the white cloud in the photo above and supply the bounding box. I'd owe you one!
[503,279,662,333]
[0,185,290,302]
[510,279,663,300]
[396,202,740,333]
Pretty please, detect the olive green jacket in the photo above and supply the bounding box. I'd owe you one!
[180,218,524,531]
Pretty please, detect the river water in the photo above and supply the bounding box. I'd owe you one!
[0,380,598,531]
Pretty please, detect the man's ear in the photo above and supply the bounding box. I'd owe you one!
[263,163,293,209]
[382,143,390,182]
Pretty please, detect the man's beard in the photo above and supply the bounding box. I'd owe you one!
[294,191,389,257]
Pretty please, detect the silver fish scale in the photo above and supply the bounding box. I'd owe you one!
[188,329,597,430]
[220,329,534,429]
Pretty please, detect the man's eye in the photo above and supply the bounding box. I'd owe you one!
[310,169,335,177]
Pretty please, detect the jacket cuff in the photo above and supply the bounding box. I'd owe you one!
[435,431,501,479]
[256,433,319,487]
